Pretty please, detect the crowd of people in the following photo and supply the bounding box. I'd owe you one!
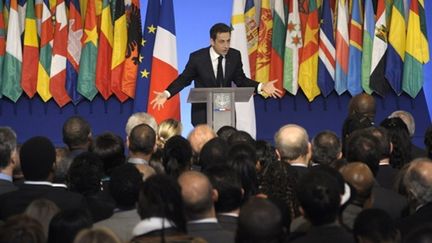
[1,93,432,243]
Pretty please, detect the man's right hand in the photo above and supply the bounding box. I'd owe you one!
[150,91,168,110]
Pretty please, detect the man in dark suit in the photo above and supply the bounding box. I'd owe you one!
[151,23,282,126]
[0,127,18,195]
[0,136,88,220]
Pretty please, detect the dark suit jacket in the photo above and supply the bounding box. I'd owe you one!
[0,179,17,196]
[0,183,88,220]
[372,184,408,219]
[289,224,354,243]
[376,164,398,190]
[397,202,432,238]
[217,214,238,233]
[187,222,234,243]
[166,47,259,126]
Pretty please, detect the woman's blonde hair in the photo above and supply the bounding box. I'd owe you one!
[157,119,182,148]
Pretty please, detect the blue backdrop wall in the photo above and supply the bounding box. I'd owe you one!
[0,0,431,147]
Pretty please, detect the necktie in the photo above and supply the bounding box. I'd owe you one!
[216,55,224,87]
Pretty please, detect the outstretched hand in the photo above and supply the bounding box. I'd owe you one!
[150,91,168,110]
[262,80,283,98]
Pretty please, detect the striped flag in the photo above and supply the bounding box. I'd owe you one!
[66,0,84,104]
[255,0,272,83]
[36,0,53,101]
[402,0,429,98]
[77,0,99,101]
[298,0,320,102]
[231,0,257,139]
[1,0,22,102]
[347,0,363,96]
[0,0,5,96]
[21,0,39,98]
[284,0,302,95]
[334,0,349,95]
[244,0,258,80]
[361,0,374,94]
[121,0,142,98]
[298,0,309,37]
[133,0,159,112]
[49,0,71,107]
[385,0,406,95]
[146,0,180,123]
[35,0,42,35]
[95,0,113,100]
[317,0,335,97]
[3,0,9,31]
[269,0,286,96]
[370,0,390,96]
[110,0,128,102]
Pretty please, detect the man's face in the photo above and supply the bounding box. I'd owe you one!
[211,32,230,56]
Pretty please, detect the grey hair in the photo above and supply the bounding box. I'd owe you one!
[125,112,158,136]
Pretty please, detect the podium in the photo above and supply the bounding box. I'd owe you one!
[187,87,255,131]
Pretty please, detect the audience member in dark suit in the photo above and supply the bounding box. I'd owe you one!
[199,137,229,171]
[0,214,46,243]
[289,169,354,243]
[0,136,88,220]
[397,158,432,238]
[67,152,115,222]
[236,198,285,243]
[311,130,342,166]
[150,23,282,126]
[163,135,193,179]
[90,132,126,178]
[127,124,157,180]
[205,166,243,233]
[274,124,311,179]
[95,164,142,242]
[0,127,18,195]
[178,171,234,243]
[48,209,92,243]
[380,117,413,169]
[353,208,400,243]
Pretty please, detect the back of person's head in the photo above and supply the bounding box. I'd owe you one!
[109,163,142,209]
[217,125,237,141]
[137,174,186,232]
[348,93,376,120]
[54,147,71,183]
[403,158,432,206]
[345,129,381,176]
[73,227,121,243]
[125,112,158,137]
[90,132,125,176]
[296,169,341,226]
[255,140,277,174]
[20,136,56,181]
[274,124,310,162]
[311,130,342,165]
[62,116,91,150]
[25,199,60,238]
[353,208,400,243]
[199,137,229,171]
[366,126,392,160]
[0,214,45,243]
[340,162,374,205]
[227,130,255,147]
[236,198,284,243]
[380,117,412,168]
[389,110,416,137]
[157,119,182,149]
[342,113,374,144]
[210,23,231,40]
[128,123,156,155]
[205,165,243,213]
[187,124,216,155]
[178,171,215,221]
[404,224,432,243]
[67,152,104,195]
[163,135,192,179]
[0,126,17,169]
[48,209,92,243]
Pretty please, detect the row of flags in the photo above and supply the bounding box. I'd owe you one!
[232,0,429,102]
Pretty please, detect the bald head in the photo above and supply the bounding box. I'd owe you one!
[340,162,374,202]
[187,125,216,155]
[348,93,376,121]
[404,158,432,205]
[274,124,310,162]
[178,171,216,220]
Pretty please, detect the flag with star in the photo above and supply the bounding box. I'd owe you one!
[36,0,53,101]
[347,0,363,96]
[121,0,142,98]
[255,0,272,83]
[95,0,113,100]
[244,0,257,80]
[269,0,286,96]
[317,0,335,97]
[361,0,374,94]
[77,0,99,101]
[284,0,302,95]
[133,0,159,112]
[110,0,128,102]
[298,0,320,102]
[402,0,429,98]
[335,0,349,95]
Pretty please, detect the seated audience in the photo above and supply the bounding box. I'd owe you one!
[0,127,18,195]
[25,199,60,238]
[353,208,400,243]
[0,214,45,243]
[48,209,92,243]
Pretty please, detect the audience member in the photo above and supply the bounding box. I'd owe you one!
[25,199,60,238]
[0,127,18,195]
[227,130,255,147]
[48,209,92,243]
[341,113,374,155]
[125,112,158,137]
[127,124,157,180]
[0,136,87,220]
[236,198,285,243]
[353,208,400,243]
[91,132,126,177]
[178,171,234,243]
[163,135,193,178]
[53,147,70,184]
[380,117,413,168]
[217,126,237,142]
[188,124,216,166]
[0,214,45,243]
[157,118,182,149]
[73,227,122,243]
[311,130,342,166]
[199,137,229,171]
[62,116,92,155]
[255,140,277,185]
[348,93,376,121]
[95,164,142,242]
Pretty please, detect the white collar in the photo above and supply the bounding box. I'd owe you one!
[209,47,223,61]
[132,217,174,236]
[188,217,218,224]
[24,181,54,186]
[128,157,149,165]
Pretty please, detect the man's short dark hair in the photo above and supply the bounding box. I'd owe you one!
[345,129,381,176]
[353,208,400,243]
[199,137,229,171]
[109,163,142,209]
[217,126,237,141]
[312,130,341,165]
[62,116,91,149]
[90,132,125,176]
[128,124,156,155]
[0,127,17,168]
[20,136,56,181]
[210,23,231,40]
[366,126,391,160]
[163,135,193,179]
[67,152,104,195]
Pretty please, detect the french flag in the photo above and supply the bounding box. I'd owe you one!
[147,0,180,123]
